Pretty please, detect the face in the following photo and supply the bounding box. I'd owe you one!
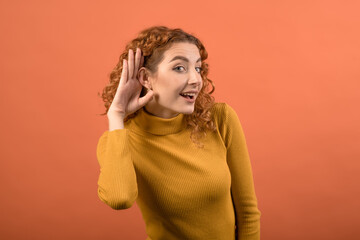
[139,42,203,118]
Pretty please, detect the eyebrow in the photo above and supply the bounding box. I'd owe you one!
[168,56,202,63]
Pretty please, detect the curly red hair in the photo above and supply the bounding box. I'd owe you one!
[98,25,217,148]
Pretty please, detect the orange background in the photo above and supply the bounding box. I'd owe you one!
[1,0,359,239]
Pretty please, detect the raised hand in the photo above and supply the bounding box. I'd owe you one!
[107,48,154,119]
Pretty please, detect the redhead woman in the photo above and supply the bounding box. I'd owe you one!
[96,25,261,240]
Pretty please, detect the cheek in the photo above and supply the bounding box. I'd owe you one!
[160,88,181,99]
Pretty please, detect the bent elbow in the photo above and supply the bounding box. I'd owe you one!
[97,188,138,210]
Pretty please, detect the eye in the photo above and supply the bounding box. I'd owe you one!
[174,66,185,71]
[173,66,202,73]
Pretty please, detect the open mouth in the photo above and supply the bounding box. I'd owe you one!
[179,93,195,100]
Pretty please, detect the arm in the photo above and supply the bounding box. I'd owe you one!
[222,103,261,240]
[96,128,138,210]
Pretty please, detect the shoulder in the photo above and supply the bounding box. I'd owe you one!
[211,102,243,147]
[210,102,239,125]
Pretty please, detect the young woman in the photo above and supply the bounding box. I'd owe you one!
[96,25,261,240]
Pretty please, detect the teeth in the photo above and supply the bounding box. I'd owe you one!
[180,93,195,96]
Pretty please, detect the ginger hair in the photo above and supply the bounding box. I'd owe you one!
[98,25,217,148]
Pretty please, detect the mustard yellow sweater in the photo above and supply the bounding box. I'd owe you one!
[96,102,261,240]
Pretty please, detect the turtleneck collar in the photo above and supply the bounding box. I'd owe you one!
[129,107,187,136]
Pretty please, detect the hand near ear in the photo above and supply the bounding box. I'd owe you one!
[108,48,154,119]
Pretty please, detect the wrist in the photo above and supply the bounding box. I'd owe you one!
[107,111,126,119]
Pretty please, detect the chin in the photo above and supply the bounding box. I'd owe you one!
[180,106,195,115]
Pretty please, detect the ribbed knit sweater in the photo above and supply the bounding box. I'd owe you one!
[96,102,261,240]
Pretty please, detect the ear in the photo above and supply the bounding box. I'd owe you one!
[138,67,153,90]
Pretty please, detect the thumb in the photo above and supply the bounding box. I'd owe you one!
[139,90,154,107]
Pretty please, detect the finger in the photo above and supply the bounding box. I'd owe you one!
[128,49,134,80]
[138,90,154,107]
[134,48,141,77]
[113,59,127,102]
[119,59,127,86]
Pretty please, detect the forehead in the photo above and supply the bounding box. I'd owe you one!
[164,42,201,61]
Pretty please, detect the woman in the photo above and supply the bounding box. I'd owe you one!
[96,25,261,240]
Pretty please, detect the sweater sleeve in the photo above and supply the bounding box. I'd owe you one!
[96,129,138,210]
[222,103,261,240]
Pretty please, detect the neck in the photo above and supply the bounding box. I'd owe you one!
[129,107,187,135]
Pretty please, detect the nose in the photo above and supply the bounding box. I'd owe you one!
[188,69,202,87]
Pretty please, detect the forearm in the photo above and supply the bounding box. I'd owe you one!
[108,112,125,131]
